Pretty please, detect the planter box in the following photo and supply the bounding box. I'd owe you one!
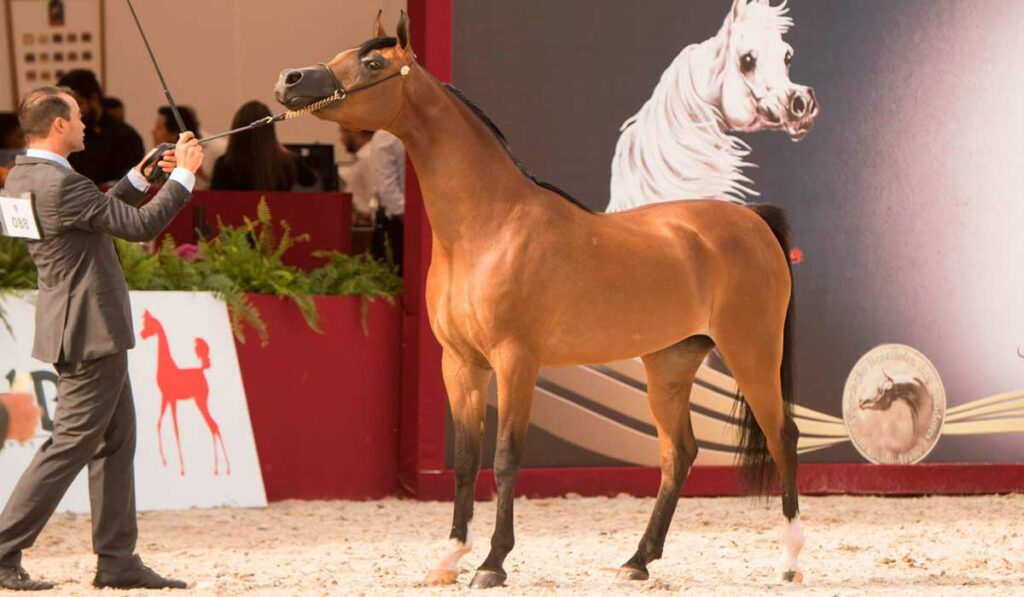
[161,191,353,271]
[236,294,402,500]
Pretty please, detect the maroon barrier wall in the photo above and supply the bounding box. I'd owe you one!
[235,294,402,500]
[162,191,352,270]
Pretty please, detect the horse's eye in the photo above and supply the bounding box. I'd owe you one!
[740,52,756,74]
[364,60,383,71]
[784,52,793,67]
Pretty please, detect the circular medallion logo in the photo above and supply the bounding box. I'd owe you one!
[842,344,946,464]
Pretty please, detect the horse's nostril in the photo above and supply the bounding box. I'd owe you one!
[285,71,303,86]
[790,95,807,117]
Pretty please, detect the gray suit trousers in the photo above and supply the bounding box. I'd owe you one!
[0,351,137,567]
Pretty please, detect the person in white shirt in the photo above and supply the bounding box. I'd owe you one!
[338,127,405,272]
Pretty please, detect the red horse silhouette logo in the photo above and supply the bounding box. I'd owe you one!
[140,309,231,476]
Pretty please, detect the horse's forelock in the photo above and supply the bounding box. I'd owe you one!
[736,1,794,35]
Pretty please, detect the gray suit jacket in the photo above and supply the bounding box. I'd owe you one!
[3,156,191,363]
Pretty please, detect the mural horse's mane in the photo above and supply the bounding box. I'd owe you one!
[607,0,809,213]
[610,44,756,210]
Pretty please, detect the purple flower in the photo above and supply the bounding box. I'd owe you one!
[174,243,200,261]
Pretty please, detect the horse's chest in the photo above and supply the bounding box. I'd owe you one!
[427,265,509,356]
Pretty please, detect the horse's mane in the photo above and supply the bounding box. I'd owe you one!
[443,84,592,213]
[609,42,756,210]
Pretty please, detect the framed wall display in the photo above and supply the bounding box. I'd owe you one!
[5,0,105,106]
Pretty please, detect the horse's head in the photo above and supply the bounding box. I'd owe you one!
[140,309,158,340]
[714,0,818,141]
[860,372,926,413]
[859,371,898,411]
[274,11,415,131]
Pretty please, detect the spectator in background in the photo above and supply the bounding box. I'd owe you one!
[102,97,125,123]
[0,112,26,184]
[57,69,145,184]
[151,105,223,189]
[365,129,405,274]
[1,113,26,150]
[336,125,405,273]
[211,100,315,192]
[337,127,375,220]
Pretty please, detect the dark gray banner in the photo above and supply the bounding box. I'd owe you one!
[448,0,1024,464]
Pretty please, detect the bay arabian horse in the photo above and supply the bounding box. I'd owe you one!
[140,309,231,476]
[275,12,801,587]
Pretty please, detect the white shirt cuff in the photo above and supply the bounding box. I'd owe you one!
[169,168,196,192]
[126,168,150,192]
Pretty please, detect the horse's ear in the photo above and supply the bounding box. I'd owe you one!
[718,0,746,40]
[729,0,748,23]
[396,10,410,50]
[373,9,387,38]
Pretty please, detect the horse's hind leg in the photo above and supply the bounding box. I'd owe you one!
[426,350,492,585]
[470,349,538,589]
[715,334,803,582]
[619,335,713,581]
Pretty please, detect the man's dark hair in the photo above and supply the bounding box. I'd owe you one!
[57,69,102,101]
[103,97,124,111]
[159,106,201,138]
[18,86,73,139]
[0,112,23,147]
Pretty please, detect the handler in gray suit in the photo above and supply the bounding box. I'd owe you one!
[0,86,203,591]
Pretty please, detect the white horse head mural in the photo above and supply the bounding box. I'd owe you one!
[607,0,818,212]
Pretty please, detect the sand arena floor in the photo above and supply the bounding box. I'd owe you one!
[13,495,1024,596]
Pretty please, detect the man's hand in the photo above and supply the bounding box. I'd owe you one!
[0,392,41,442]
[136,145,176,178]
[174,132,204,174]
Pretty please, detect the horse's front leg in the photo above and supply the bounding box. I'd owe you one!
[470,350,538,589]
[426,350,492,585]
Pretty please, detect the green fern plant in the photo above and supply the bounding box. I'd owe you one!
[197,198,319,337]
[4,197,405,343]
[114,237,269,346]
[0,237,37,333]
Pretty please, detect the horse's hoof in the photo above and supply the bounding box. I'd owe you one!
[617,566,649,581]
[781,569,803,583]
[425,569,458,585]
[469,569,506,589]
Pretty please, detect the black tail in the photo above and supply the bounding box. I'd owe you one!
[734,204,796,496]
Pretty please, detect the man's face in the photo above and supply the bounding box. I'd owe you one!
[58,94,86,153]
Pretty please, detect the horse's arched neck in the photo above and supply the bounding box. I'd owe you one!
[385,68,536,246]
[692,37,730,107]
[150,324,176,368]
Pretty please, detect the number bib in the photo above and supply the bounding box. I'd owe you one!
[0,193,42,240]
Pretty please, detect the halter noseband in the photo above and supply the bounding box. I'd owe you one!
[316,62,412,106]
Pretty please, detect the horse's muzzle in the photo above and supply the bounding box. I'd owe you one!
[785,86,818,141]
[274,66,334,111]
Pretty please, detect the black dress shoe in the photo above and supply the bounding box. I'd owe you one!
[0,565,55,591]
[93,556,187,590]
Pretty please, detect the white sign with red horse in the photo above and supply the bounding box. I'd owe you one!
[0,291,267,512]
